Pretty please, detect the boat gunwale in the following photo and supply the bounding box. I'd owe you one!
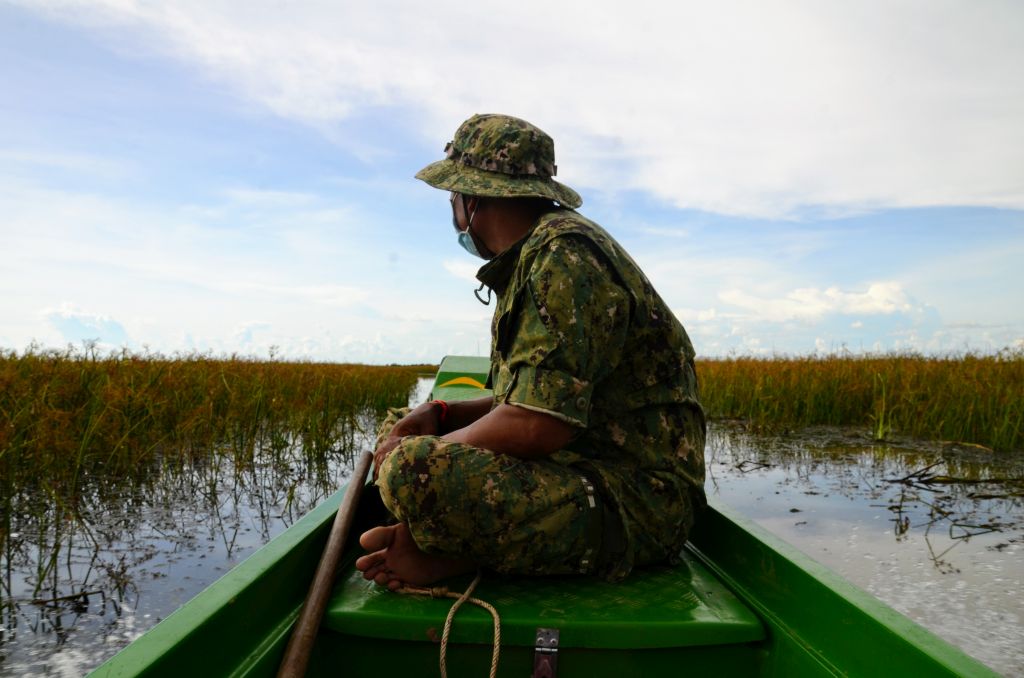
[688,499,999,677]
[89,355,1000,677]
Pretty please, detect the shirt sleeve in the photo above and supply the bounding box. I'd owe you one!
[498,235,631,428]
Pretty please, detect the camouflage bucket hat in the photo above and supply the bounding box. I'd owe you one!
[415,114,582,209]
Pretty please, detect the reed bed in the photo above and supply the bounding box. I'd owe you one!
[0,347,430,501]
[4,347,1021,501]
[698,351,1024,451]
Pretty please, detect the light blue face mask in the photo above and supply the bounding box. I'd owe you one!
[450,193,494,304]
[451,193,486,259]
[457,228,482,258]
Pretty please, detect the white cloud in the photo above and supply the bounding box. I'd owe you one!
[221,188,318,208]
[442,259,482,285]
[0,149,128,178]
[42,303,130,347]
[5,2,1022,361]
[233,321,271,346]
[896,234,1024,327]
[637,226,690,239]
[1,175,492,362]
[697,308,718,322]
[1,177,363,294]
[718,282,914,323]
[225,283,369,308]
[15,0,1024,218]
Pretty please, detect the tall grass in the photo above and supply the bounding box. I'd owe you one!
[699,351,1024,451]
[0,346,430,501]
[4,347,1020,497]
[0,347,430,653]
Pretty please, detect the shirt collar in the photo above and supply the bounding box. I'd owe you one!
[475,234,526,295]
[474,208,567,295]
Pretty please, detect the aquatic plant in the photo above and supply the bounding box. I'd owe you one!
[698,350,1024,452]
[0,346,430,501]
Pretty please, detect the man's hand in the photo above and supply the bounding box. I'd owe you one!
[373,397,571,477]
[442,403,577,459]
[373,402,442,479]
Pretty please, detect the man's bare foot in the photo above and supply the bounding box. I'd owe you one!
[355,523,475,591]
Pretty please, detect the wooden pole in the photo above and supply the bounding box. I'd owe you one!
[277,451,373,678]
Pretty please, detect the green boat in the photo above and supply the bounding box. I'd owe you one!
[91,356,997,677]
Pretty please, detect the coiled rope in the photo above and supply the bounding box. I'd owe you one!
[396,571,501,678]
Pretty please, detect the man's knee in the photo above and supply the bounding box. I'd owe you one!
[376,436,490,555]
[376,435,454,523]
[373,406,412,450]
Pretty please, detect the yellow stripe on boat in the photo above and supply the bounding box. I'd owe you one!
[437,376,486,389]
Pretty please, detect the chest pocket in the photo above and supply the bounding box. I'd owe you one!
[493,292,524,361]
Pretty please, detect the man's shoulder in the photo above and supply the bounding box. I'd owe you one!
[532,208,610,239]
[524,209,617,260]
[524,209,651,292]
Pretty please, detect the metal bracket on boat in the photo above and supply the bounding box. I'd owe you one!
[533,627,559,678]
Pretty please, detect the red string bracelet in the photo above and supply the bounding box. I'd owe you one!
[432,399,449,425]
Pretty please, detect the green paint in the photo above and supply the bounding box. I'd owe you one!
[90,355,998,677]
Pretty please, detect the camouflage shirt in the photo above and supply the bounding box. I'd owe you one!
[476,208,707,579]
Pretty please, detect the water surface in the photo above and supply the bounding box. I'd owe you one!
[1,422,374,676]
[709,423,1023,676]
[1,382,1020,676]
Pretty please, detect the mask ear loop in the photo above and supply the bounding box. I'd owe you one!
[463,196,493,259]
[462,194,493,304]
[474,282,492,305]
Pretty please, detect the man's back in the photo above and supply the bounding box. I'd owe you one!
[359,112,706,589]
[479,208,707,579]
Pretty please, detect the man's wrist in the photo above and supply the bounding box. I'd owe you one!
[430,399,449,431]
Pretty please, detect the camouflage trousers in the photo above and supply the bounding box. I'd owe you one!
[374,408,606,576]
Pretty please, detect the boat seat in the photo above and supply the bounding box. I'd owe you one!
[323,547,765,650]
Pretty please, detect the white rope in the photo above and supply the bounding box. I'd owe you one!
[396,571,500,678]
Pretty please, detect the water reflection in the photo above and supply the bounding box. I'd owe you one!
[3,393,1021,676]
[709,422,1024,676]
[0,410,379,676]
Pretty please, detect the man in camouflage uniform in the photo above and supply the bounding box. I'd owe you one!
[356,114,706,587]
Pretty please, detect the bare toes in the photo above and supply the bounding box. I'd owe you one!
[355,551,383,573]
[359,525,397,552]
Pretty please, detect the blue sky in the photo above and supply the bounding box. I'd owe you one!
[2,1,1022,363]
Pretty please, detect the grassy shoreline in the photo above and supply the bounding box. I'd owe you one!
[2,349,1021,499]
[699,351,1023,452]
[0,348,430,498]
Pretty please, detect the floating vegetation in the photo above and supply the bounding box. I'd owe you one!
[699,351,1024,452]
[0,346,429,674]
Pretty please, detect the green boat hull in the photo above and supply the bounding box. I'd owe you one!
[91,356,997,677]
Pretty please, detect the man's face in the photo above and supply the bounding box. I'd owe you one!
[450,191,471,233]
[450,192,463,232]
